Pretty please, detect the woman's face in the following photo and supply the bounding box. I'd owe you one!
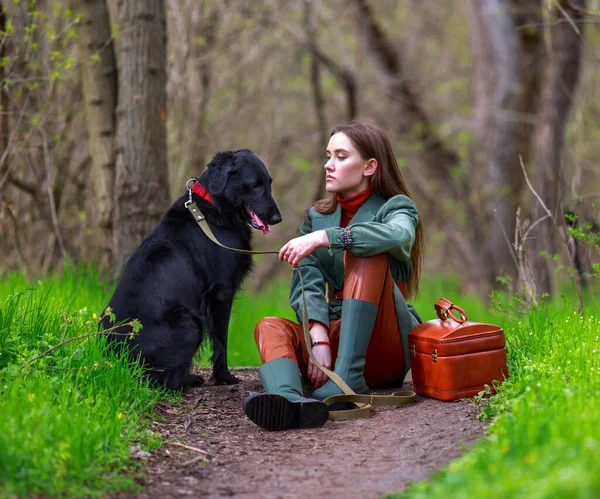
[324,132,377,198]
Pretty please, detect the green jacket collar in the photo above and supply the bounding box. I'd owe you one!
[314,193,385,226]
[348,193,386,225]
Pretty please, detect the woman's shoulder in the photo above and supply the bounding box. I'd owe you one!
[305,205,319,217]
[380,194,417,212]
[303,205,319,223]
[374,194,419,225]
[300,205,321,231]
[304,203,335,220]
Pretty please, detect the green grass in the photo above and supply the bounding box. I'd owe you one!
[0,265,163,498]
[0,264,296,497]
[390,292,600,499]
[3,264,600,498]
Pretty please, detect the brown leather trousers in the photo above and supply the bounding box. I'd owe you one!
[254,252,404,387]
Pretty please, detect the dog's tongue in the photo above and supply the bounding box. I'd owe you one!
[249,210,271,235]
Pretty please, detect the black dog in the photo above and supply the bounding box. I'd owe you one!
[101,150,282,390]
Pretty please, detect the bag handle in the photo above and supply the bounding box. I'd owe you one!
[435,298,468,324]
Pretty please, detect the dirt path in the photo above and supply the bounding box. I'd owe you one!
[115,367,484,499]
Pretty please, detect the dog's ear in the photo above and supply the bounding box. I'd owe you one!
[207,151,238,195]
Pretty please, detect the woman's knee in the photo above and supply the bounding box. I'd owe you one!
[343,253,389,302]
[254,317,302,364]
[344,252,388,277]
[254,317,287,344]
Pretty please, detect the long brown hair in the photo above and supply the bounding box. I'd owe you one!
[312,121,424,298]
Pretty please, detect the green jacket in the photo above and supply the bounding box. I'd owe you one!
[289,193,422,379]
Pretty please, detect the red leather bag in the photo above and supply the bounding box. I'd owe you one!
[408,298,508,401]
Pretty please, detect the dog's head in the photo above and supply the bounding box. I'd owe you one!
[201,149,282,233]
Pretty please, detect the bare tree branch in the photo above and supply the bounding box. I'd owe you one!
[555,0,582,35]
[308,43,357,120]
[493,208,520,271]
[516,207,539,306]
[277,9,358,121]
[41,130,70,260]
[567,0,600,17]
[519,155,552,219]
[7,174,36,196]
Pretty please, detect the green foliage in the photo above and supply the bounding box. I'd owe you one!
[5,1,80,84]
[0,264,298,496]
[0,267,162,498]
[389,295,600,499]
[295,158,313,172]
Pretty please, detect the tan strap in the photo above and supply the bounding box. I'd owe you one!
[296,270,371,418]
[187,201,416,420]
[323,392,417,420]
[186,202,279,255]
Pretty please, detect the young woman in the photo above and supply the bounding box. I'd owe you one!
[243,121,424,431]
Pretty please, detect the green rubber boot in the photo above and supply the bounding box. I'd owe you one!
[243,358,329,431]
[312,299,378,400]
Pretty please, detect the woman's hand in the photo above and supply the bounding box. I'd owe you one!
[307,323,331,388]
[280,230,329,267]
[308,346,331,389]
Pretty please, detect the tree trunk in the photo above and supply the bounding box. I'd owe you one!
[476,0,544,287]
[308,44,357,122]
[71,0,117,267]
[528,0,586,297]
[463,0,495,151]
[304,0,328,203]
[113,0,170,276]
[186,2,220,172]
[354,0,462,199]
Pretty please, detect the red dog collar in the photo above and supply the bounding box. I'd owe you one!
[191,181,213,203]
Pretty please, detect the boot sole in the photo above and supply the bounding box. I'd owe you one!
[243,394,329,431]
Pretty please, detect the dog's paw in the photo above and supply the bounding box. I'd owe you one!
[211,372,240,385]
[186,374,205,387]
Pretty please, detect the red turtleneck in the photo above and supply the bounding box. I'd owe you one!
[337,187,373,227]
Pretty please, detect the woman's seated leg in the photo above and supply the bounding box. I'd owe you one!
[312,253,388,399]
[244,317,328,430]
[254,316,309,371]
[341,252,404,386]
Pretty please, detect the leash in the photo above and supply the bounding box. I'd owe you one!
[185,180,416,419]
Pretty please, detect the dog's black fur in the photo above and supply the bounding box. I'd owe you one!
[101,150,282,391]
